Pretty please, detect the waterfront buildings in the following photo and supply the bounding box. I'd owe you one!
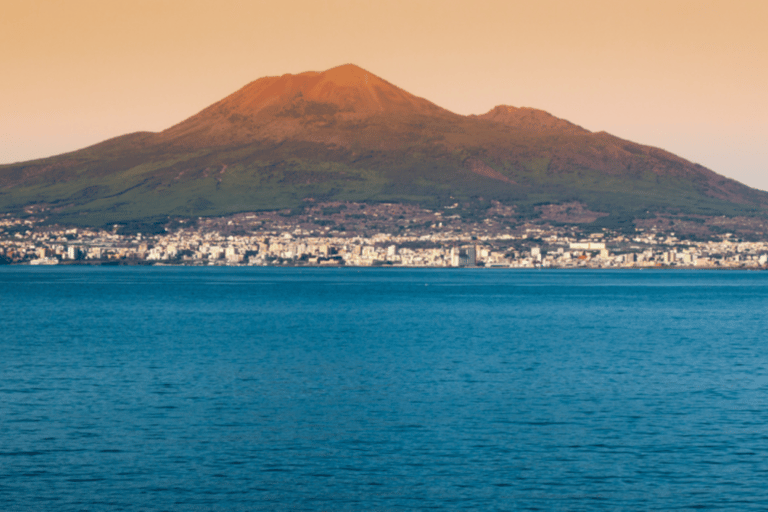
[3,206,768,269]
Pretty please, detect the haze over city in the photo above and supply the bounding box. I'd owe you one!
[2,0,766,190]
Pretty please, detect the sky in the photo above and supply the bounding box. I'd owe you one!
[2,0,767,190]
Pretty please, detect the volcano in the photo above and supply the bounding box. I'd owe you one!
[2,64,767,226]
[158,64,457,149]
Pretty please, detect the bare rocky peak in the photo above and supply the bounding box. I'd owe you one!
[157,64,455,147]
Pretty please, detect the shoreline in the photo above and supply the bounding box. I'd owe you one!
[7,260,767,271]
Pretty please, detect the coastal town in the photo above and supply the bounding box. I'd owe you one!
[2,201,768,269]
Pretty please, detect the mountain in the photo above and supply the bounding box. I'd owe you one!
[2,64,767,227]
[157,63,457,149]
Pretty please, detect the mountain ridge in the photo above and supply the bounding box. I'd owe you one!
[1,64,766,227]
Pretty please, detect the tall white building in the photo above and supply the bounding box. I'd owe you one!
[67,246,80,260]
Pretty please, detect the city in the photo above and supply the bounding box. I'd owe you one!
[2,201,768,269]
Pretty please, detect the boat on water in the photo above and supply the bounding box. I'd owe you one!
[29,257,59,265]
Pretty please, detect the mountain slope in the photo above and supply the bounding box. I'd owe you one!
[157,64,459,150]
[1,64,766,226]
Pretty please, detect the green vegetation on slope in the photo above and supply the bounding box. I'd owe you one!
[2,105,767,228]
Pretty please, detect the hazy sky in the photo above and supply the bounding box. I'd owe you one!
[2,0,766,190]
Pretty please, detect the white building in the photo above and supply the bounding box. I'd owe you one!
[67,246,80,260]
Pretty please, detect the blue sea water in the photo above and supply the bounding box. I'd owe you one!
[2,267,768,511]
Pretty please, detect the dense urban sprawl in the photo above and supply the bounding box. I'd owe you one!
[2,202,768,268]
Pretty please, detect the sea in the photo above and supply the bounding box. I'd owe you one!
[2,267,768,511]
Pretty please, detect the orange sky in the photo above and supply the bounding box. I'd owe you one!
[2,0,767,189]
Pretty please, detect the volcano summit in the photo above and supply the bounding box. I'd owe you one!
[2,64,767,227]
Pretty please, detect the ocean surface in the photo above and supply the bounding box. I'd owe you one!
[2,267,768,511]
